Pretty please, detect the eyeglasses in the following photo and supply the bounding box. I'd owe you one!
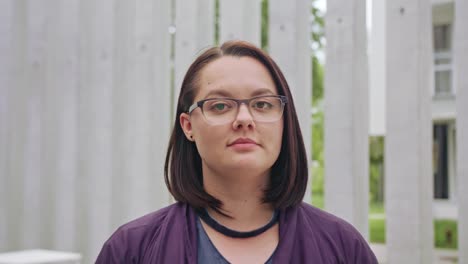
[188,95,288,125]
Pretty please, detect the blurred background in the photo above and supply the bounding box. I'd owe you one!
[0,0,466,263]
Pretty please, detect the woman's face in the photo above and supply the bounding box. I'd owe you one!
[180,56,284,176]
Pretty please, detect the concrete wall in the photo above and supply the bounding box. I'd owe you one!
[385,0,434,263]
[324,0,369,238]
[0,0,312,262]
[453,0,468,261]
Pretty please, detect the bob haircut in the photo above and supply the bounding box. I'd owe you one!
[164,40,308,213]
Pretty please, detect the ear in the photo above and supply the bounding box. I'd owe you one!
[180,113,194,141]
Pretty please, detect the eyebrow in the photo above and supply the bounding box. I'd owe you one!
[251,88,276,97]
[203,88,276,99]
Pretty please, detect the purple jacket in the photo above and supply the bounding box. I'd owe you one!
[96,202,378,263]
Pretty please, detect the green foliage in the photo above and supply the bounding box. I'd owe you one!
[312,191,324,209]
[369,218,386,243]
[310,0,326,200]
[261,0,269,51]
[311,104,324,196]
[369,201,384,214]
[369,201,385,243]
[369,137,385,202]
[369,214,459,249]
[435,219,458,249]
[310,0,325,51]
[311,59,324,198]
[312,56,324,103]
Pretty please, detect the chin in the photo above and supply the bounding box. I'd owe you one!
[225,159,272,172]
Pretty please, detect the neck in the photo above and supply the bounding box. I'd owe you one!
[202,165,274,231]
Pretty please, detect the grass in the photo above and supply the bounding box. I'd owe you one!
[311,194,458,249]
[434,219,458,249]
[369,218,386,243]
[369,201,384,214]
[369,217,458,249]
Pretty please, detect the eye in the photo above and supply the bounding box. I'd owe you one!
[213,103,227,111]
[253,101,273,109]
[205,100,234,113]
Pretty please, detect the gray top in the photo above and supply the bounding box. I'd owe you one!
[196,217,274,264]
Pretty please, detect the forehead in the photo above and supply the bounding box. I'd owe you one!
[195,56,277,100]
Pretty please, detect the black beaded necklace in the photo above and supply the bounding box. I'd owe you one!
[197,208,279,238]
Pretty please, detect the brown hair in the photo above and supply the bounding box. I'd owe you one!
[164,40,308,213]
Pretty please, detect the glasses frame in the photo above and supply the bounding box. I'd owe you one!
[188,95,288,124]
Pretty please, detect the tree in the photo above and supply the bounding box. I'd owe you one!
[310,0,326,204]
[311,0,325,103]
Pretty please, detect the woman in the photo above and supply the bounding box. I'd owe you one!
[96,40,378,263]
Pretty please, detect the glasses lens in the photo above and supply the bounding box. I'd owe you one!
[201,96,285,124]
[249,96,284,122]
[202,99,238,124]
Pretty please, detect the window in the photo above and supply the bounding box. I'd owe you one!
[435,69,451,94]
[433,24,453,96]
[433,24,451,51]
[433,124,449,199]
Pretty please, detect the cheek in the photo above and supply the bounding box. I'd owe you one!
[270,121,283,141]
[258,123,283,153]
[192,124,226,156]
[274,125,284,152]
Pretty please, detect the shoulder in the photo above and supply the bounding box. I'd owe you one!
[95,203,188,263]
[295,202,360,236]
[293,202,378,263]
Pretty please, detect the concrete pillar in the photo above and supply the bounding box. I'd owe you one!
[21,0,48,248]
[0,0,13,252]
[78,0,115,261]
[453,0,468,262]
[324,0,369,237]
[4,0,28,251]
[46,0,79,251]
[0,0,174,262]
[369,0,386,136]
[385,0,433,263]
[219,0,261,45]
[153,0,173,208]
[112,0,173,227]
[174,0,214,110]
[269,0,312,203]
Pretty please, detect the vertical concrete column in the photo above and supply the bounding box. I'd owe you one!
[219,0,261,45]
[369,0,386,136]
[385,0,433,263]
[22,0,48,248]
[324,0,369,237]
[174,0,214,108]
[46,0,79,251]
[111,0,132,229]
[0,0,13,252]
[453,0,468,262]
[269,0,312,203]
[113,0,173,226]
[78,0,115,261]
[5,0,28,251]
[153,0,173,208]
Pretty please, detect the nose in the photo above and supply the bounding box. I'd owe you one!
[232,103,255,130]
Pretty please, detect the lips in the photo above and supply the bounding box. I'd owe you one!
[228,138,258,146]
